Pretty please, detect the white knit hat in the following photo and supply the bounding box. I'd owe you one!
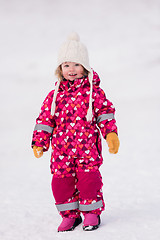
[51,33,93,122]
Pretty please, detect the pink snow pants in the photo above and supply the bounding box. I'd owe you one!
[51,170,105,218]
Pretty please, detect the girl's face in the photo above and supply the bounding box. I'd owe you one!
[61,62,84,81]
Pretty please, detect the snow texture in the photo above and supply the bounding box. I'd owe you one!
[0,0,160,239]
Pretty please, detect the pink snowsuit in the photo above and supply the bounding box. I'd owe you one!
[32,70,117,218]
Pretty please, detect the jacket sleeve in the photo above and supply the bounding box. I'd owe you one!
[31,91,56,151]
[93,86,118,139]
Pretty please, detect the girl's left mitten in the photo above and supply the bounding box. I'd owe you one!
[106,132,120,154]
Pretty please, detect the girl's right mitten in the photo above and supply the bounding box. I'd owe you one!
[33,146,43,158]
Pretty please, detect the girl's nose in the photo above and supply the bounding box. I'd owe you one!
[69,66,75,71]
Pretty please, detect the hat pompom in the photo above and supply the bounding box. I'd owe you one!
[67,32,80,41]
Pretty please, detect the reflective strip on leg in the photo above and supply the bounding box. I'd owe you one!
[97,113,114,123]
[56,201,79,211]
[34,124,54,134]
[79,200,103,211]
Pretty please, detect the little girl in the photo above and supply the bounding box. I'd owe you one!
[32,33,120,232]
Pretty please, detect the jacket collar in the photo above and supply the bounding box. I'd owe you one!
[54,69,101,91]
[59,76,89,91]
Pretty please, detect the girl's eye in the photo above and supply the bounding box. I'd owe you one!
[64,64,69,67]
[75,64,80,66]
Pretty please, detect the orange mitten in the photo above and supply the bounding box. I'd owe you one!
[33,146,43,158]
[106,132,120,154]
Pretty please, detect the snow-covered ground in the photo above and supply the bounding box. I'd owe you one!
[0,0,160,239]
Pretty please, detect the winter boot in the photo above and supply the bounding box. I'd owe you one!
[58,216,82,232]
[83,214,101,231]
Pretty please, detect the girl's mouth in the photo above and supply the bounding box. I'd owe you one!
[69,74,77,76]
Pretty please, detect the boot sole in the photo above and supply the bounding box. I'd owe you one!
[58,216,82,232]
[83,215,101,231]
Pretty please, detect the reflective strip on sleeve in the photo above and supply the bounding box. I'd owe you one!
[97,113,114,123]
[79,200,103,211]
[34,124,54,134]
[56,201,79,212]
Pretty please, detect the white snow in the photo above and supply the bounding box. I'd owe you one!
[0,0,160,239]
